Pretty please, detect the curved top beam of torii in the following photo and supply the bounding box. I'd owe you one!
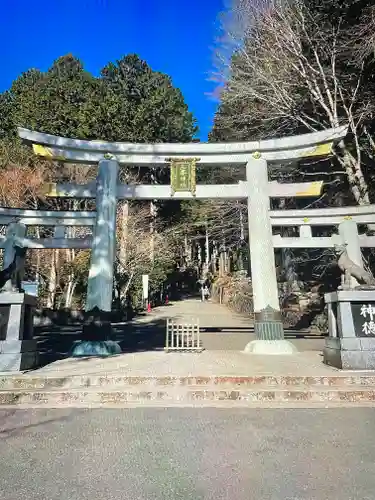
[18,125,348,165]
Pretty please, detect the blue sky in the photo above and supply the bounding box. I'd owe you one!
[1,0,225,140]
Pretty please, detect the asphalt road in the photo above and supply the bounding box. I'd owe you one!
[1,408,375,500]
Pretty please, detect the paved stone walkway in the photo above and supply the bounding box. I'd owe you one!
[134,298,251,328]
[30,350,336,377]
[116,298,323,352]
[31,298,254,366]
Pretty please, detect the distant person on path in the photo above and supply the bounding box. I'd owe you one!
[201,284,210,302]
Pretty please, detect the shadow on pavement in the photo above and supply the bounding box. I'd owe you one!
[0,410,77,437]
[34,315,168,368]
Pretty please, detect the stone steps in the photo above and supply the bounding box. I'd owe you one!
[2,374,375,390]
[1,379,375,407]
[2,398,375,409]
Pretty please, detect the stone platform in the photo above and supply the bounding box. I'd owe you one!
[33,299,326,366]
[1,351,375,407]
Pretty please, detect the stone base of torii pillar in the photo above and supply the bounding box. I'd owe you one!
[71,307,121,358]
[244,340,297,355]
[244,306,297,354]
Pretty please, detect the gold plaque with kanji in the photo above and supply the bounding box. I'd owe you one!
[169,158,198,196]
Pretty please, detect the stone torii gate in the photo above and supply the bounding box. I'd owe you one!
[18,125,347,354]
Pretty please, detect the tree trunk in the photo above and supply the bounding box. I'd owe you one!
[237,248,244,271]
[32,197,41,281]
[119,201,129,267]
[63,220,77,308]
[150,166,158,262]
[239,201,245,241]
[46,249,59,309]
[150,200,157,262]
[196,242,203,278]
[205,224,210,268]
[35,226,41,281]
[184,234,189,265]
[337,144,370,205]
[227,252,232,273]
[184,234,193,266]
[279,198,300,291]
[222,239,228,274]
[64,279,77,308]
[336,143,375,234]
[219,251,224,277]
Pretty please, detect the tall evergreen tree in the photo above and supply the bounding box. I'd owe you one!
[0,53,197,143]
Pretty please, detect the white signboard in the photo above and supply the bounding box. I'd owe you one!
[22,281,39,297]
[142,274,149,301]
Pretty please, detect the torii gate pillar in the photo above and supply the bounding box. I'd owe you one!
[244,157,296,354]
[72,157,121,357]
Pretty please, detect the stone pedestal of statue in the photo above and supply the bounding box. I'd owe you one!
[0,292,38,371]
[324,289,375,370]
